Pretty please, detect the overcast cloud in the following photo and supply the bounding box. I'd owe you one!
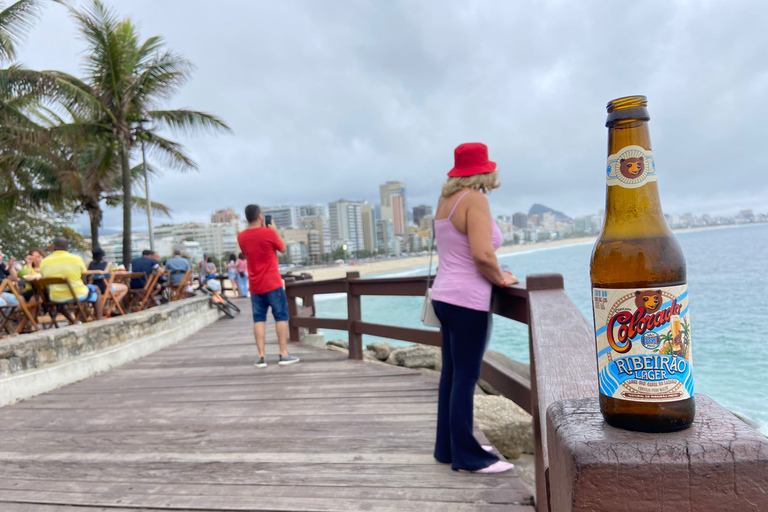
[15,0,768,232]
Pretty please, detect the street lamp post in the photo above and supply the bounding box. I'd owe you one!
[142,137,154,251]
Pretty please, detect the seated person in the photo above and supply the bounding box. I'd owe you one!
[0,246,19,306]
[87,247,128,306]
[165,249,192,286]
[130,250,162,290]
[40,237,102,320]
[18,247,46,301]
[150,251,168,286]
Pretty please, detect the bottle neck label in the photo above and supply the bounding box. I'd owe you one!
[592,284,693,403]
[606,145,657,188]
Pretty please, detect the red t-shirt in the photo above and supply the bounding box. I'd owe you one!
[237,227,285,295]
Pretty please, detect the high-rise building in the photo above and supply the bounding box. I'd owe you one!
[299,204,326,219]
[542,212,556,233]
[379,181,407,236]
[262,206,299,229]
[412,205,433,227]
[211,208,239,224]
[298,217,327,258]
[360,203,377,253]
[328,199,364,253]
[376,219,395,255]
[512,212,528,229]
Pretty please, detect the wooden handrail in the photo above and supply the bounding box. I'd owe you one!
[284,271,768,511]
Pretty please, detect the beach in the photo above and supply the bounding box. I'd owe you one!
[303,236,598,281]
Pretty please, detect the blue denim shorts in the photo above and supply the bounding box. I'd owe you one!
[251,287,289,323]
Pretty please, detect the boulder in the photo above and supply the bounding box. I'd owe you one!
[385,345,442,371]
[326,339,349,350]
[473,395,533,459]
[366,342,392,361]
[326,345,349,356]
[363,350,380,362]
[478,351,530,395]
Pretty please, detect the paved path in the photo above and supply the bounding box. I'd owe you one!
[0,302,534,511]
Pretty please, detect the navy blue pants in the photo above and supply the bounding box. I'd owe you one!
[433,300,499,471]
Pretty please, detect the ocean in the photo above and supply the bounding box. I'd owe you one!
[314,223,768,434]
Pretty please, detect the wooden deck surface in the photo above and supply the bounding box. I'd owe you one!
[0,303,535,511]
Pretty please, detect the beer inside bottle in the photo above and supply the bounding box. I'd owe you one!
[590,95,695,432]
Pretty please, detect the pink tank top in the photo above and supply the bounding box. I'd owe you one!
[431,191,503,312]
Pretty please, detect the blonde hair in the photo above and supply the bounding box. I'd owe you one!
[441,171,500,198]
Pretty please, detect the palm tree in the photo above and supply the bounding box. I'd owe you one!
[52,0,230,264]
[0,0,43,64]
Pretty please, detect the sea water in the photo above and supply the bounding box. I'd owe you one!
[314,223,768,433]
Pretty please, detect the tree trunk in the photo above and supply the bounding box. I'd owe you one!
[89,207,102,251]
[120,139,132,266]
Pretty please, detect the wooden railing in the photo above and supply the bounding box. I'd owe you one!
[285,272,768,512]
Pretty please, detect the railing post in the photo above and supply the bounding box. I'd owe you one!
[285,277,300,342]
[304,294,317,334]
[346,271,362,360]
[526,273,564,512]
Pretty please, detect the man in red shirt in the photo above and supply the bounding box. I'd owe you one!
[237,204,300,368]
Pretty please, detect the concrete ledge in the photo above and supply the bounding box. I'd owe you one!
[0,297,220,407]
[547,394,768,512]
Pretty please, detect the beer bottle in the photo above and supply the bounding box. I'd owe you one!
[590,95,694,432]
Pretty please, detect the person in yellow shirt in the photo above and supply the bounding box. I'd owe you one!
[40,237,102,320]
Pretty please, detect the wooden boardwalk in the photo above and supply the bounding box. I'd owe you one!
[0,304,535,511]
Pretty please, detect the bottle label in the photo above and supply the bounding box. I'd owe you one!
[606,145,657,188]
[592,284,693,403]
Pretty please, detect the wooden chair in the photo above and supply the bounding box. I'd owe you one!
[32,277,93,326]
[126,270,163,313]
[167,269,192,302]
[89,273,125,318]
[0,279,40,336]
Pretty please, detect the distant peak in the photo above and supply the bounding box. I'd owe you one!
[528,204,572,221]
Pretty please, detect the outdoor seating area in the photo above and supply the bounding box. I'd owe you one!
[0,269,193,338]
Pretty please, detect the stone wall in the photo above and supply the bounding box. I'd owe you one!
[0,297,220,407]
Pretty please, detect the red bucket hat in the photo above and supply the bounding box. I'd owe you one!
[447,142,497,177]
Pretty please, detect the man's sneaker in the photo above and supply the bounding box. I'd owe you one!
[254,357,267,368]
[278,354,300,366]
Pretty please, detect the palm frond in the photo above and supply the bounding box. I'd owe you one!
[143,131,197,171]
[147,108,231,135]
[0,0,43,63]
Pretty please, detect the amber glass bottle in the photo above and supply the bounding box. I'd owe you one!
[590,95,694,432]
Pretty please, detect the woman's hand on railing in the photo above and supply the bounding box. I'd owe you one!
[502,271,519,286]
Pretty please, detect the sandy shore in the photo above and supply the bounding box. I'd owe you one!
[303,236,597,282]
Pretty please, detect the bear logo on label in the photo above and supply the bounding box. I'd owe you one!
[620,157,644,179]
[635,289,662,313]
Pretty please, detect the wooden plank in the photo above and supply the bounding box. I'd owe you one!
[0,479,530,504]
[355,321,442,347]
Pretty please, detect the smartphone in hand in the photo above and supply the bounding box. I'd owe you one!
[264,215,272,227]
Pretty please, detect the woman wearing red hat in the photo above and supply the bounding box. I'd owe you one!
[431,142,519,474]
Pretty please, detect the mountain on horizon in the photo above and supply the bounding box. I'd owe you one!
[528,203,572,221]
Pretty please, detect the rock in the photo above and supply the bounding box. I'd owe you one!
[473,395,533,459]
[326,339,349,350]
[478,351,530,395]
[326,345,349,356]
[363,350,380,362]
[385,345,442,371]
[366,342,392,361]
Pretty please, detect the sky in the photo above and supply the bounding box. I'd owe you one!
[14,0,768,233]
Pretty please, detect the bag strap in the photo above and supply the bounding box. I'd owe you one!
[426,215,436,291]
